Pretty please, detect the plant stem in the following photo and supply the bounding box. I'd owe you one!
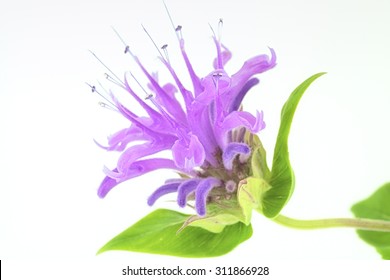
[273,215,390,232]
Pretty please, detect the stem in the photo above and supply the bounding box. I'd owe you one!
[273,215,390,232]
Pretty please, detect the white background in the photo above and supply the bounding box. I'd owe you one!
[1,0,390,277]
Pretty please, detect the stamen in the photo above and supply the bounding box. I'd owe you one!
[86,83,96,93]
[208,23,216,38]
[111,26,128,48]
[98,102,117,111]
[161,44,170,64]
[141,24,165,61]
[104,73,123,88]
[111,27,135,57]
[86,82,118,110]
[212,71,223,89]
[145,93,154,100]
[89,50,125,87]
[175,25,183,40]
[163,0,182,41]
[129,73,187,141]
[129,72,154,100]
[210,20,224,69]
[218,18,223,42]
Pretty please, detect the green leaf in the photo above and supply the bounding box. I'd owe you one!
[237,177,272,224]
[263,72,326,218]
[351,183,390,259]
[98,209,253,258]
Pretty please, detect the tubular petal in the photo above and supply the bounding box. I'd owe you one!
[177,179,201,207]
[195,178,221,216]
[117,141,174,173]
[99,159,178,197]
[147,182,181,206]
[216,110,265,148]
[222,142,251,170]
[98,169,119,198]
[172,134,206,171]
[229,78,260,112]
[213,44,232,70]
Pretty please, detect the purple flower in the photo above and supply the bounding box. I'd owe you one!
[93,23,276,216]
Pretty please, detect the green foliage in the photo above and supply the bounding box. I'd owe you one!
[351,183,390,259]
[98,209,252,257]
[262,73,326,218]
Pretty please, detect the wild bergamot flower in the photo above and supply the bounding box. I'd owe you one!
[92,15,390,259]
[93,21,275,218]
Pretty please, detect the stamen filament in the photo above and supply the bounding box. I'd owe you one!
[89,50,125,87]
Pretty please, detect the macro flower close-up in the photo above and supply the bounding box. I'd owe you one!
[4,3,390,277]
[88,4,390,259]
[94,22,276,218]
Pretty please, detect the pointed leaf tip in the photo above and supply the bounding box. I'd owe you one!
[263,72,326,218]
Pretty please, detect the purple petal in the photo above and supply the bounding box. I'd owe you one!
[216,110,265,148]
[122,158,178,180]
[231,48,276,85]
[98,168,119,198]
[98,159,178,198]
[147,182,181,206]
[132,56,187,122]
[124,74,163,122]
[178,38,204,96]
[222,142,251,170]
[195,178,221,216]
[95,125,151,152]
[213,43,232,70]
[117,139,175,173]
[111,95,171,138]
[172,134,206,171]
[187,108,219,166]
[229,78,260,112]
[177,179,201,207]
[160,57,194,107]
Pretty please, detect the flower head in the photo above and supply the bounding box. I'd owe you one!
[93,21,276,217]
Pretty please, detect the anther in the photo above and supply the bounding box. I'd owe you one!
[218,19,223,41]
[86,82,117,109]
[86,82,96,93]
[212,71,223,88]
[161,44,170,64]
[104,73,123,88]
[175,25,183,40]
[145,93,154,100]
[98,102,117,111]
